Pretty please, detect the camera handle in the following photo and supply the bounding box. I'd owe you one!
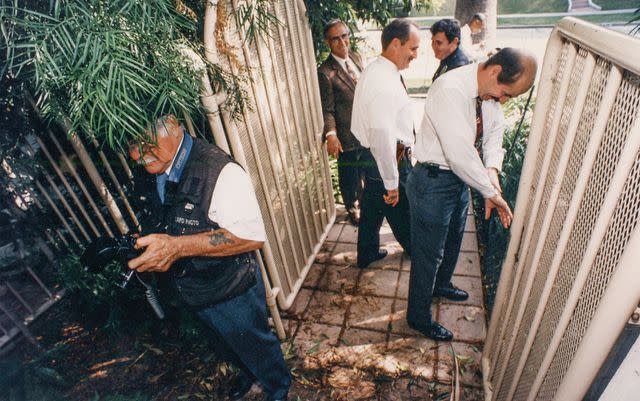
[135,273,165,320]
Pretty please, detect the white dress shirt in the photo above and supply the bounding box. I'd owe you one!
[351,56,414,190]
[165,139,266,241]
[415,63,505,198]
[331,53,361,80]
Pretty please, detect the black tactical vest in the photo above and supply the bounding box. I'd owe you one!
[163,138,256,308]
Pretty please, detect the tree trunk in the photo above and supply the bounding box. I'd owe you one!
[454,0,497,49]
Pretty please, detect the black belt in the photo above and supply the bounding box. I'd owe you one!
[417,162,453,177]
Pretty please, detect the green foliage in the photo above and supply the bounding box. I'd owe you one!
[304,0,432,61]
[234,0,282,44]
[474,91,535,314]
[2,0,204,152]
[328,156,343,204]
[631,3,640,34]
[55,250,151,332]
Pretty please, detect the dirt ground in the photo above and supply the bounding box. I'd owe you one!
[2,296,475,401]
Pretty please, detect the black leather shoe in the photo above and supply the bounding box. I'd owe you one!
[228,373,255,400]
[357,249,388,268]
[433,285,468,301]
[407,320,453,341]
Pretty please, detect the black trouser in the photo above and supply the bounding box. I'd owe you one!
[337,148,365,211]
[357,148,412,265]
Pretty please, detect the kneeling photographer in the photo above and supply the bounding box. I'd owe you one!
[127,115,290,401]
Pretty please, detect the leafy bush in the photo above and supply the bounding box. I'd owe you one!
[474,91,535,315]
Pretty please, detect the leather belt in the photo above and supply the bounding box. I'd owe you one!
[417,162,453,177]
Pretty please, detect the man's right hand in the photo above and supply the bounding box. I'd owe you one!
[486,194,513,228]
[384,188,400,207]
[326,135,343,158]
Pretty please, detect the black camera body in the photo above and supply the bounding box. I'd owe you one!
[81,234,142,288]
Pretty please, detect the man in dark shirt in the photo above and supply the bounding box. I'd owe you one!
[430,19,470,82]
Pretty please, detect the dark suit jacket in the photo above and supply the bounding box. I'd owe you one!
[318,52,364,152]
[432,47,471,82]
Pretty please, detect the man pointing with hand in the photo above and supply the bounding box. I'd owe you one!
[406,48,537,341]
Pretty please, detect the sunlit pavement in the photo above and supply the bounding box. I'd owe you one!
[281,206,487,400]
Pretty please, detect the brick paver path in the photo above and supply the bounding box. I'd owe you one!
[280,207,487,400]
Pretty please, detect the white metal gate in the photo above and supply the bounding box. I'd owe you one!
[483,18,640,401]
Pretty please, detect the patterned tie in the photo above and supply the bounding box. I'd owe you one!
[344,60,358,84]
[475,97,484,156]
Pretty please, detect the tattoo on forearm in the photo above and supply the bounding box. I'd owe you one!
[209,232,233,246]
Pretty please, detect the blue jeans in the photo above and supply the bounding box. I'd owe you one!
[196,266,291,399]
[406,164,469,325]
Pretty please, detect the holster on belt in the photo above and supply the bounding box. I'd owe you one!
[396,143,405,164]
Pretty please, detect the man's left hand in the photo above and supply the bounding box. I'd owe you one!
[128,233,181,273]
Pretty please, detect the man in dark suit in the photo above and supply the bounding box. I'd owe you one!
[318,19,366,226]
[430,19,471,82]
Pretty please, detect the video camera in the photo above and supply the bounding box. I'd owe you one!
[81,234,141,288]
[81,233,165,319]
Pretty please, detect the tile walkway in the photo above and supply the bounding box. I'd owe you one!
[280,207,487,400]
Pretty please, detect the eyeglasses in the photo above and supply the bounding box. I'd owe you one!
[328,33,349,43]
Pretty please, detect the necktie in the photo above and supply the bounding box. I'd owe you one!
[156,173,168,204]
[475,97,484,155]
[344,60,358,84]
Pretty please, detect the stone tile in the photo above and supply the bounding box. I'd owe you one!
[438,304,486,343]
[302,263,326,289]
[465,214,476,232]
[436,341,483,387]
[317,265,360,294]
[461,232,478,252]
[338,223,358,244]
[315,241,336,263]
[454,251,481,278]
[339,327,387,348]
[292,322,341,356]
[370,242,404,270]
[401,253,411,272]
[305,290,351,326]
[389,300,437,337]
[357,268,400,298]
[445,276,483,307]
[397,270,409,299]
[326,222,345,242]
[283,288,314,319]
[346,295,394,331]
[383,335,438,379]
[379,222,398,245]
[330,243,358,266]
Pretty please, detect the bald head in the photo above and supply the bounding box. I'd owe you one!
[478,48,537,103]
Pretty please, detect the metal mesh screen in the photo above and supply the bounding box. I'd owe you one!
[485,19,640,401]
[513,56,611,400]
[217,0,334,303]
[488,40,572,386]
[535,72,640,401]
[494,48,588,401]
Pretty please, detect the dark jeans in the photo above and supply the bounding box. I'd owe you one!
[406,164,469,325]
[337,148,365,211]
[357,149,412,265]
[196,266,291,399]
